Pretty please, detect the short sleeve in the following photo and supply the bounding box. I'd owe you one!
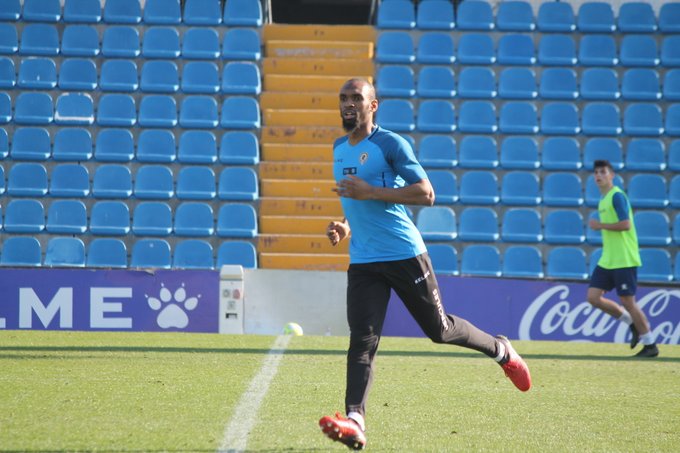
[611,192,630,221]
[375,132,427,184]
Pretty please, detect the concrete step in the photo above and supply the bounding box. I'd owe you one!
[263,24,375,43]
[259,161,334,180]
[258,234,348,254]
[261,126,343,145]
[260,215,333,234]
[263,108,339,127]
[264,74,371,93]
[258,252,349,271]
[261,143,332,162]
[260,179,337,198]
[266,40,373,59]
[262,57,374,76]
[258,197,343,216]
[260,92,338,110]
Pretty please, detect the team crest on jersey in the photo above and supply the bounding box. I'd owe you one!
[359,152,369,164]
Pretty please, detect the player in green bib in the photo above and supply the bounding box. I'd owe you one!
[587,160,658,357]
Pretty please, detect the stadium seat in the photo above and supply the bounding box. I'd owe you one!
[11,127,51,160]
[0,92,9,124]
[97,94,136,127]
[416,32,456,64]
[14,92,53,125]
[218,167,258,201]
[173,240,214,270]
[102,26,140,57]
[0,129,8,160]
[417,100,456,133]
[53,128,93,161]
[580,68,620,100]
[498,68,537,99]
[585,212,602,246]
[142,27,180,59]
[500,171,541,206]
[663,70,680,100]
[547,247,588,280]
[620,35,659,67]
[176,166,216,200]
[426,170,458,204]
[131,239,171,269]
[538,35,577,66]
[20,24,59,56]
[500,137,539,169]
[503,246,543,279]
[670,176,680,208]
[660,3,680,32]
[61,25,99,57]
[8,162,48,196]
[635,211,671,246]
[458,207,499,242]
[670,141,680,172]
[416,66,455,99]
[220,96,261,129]
[182,61,220,94]
[222,28,261,60]
[0,24,18,54]
[138,95,178,128]
[539,68,578,100]
[427,244,458,276]
[1,236,42,267]
[618,2,657,33]
[461,245,501,277]
[180,96,219,129]
[376,65,415,98]
[183,0,221,25]
[496,1,535,31]
[665,104,680,136]
[174,202,215,237]
[0,57,15,88]
[87,238,128,268]
[222,62,262,95]
[140,61,179,93]
[55,93,95,126]
[544,210,585,244]
[219,131,259,165]
[134,165,174,200]
[377,0,415,29]
[579,35,618,66]
[59,58,97,91]
[625,139,665,172]
[418,135,457,168]
[623,103,663,136]
[95,129,134,162]
[459,171,499,205]
[100,60,138,92]
[459,135,498,168]
[18,58,56,89]
[540,102,580,135]
[581,103,622,136]
[132,202,173,236]
[217,241,257,269]
[182,28,221,60]
[501,208,543,243]
[137,129,176,163]
[543,173,584,207]
[456,0,494,30]
[638,249,673,282]
[537,2,575,32]
[46,200,87,234]
[0,0,21,21]
[50,164,90,197]
[178,131,218,164]
[585,174,624,207]
[458,67,496,99]
[583,138,623,170]
[89,201,130,235]
[103,0,141,23]
[92,164,133,199]
[621,69,661,101]
[628,174,668,208]
[224,0,262,26]
[416,0,455,30]
[499,102,538,134]
[674,214,680,243]
[577,2,615,32]
[661,36,680,67]
[376,99,415,132]
[217,204,258,238]
[457,34,495,65]
[3,199,45,233]
[376,32,415,63]
[143,0,181,24]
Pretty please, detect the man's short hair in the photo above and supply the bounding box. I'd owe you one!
[593,159,613,172]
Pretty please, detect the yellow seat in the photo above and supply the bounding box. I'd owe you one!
[259,162,334,180]
[260,179,337,198]
[264,75,371,93]
[258,234,348,254]
[260,215,334,234]
[258,198,343,216]
[262,58,374,76]
[260,92,338,110]
[264,109,339,127]
[263,24,375,43]
[259,252,350,271]
[261,126,343,145]
[261,144,333,162]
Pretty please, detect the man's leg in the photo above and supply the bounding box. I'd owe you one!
[587,287,626,318]
[619,294,650,335]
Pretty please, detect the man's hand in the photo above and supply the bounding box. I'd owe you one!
[332,175,374,200]
[589,218,602,230]
[327,220,350,246]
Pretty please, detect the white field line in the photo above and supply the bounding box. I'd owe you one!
[217,334,292,453]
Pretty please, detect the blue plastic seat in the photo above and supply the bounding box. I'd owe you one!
[178,130,218,163]
[18,58,56,89]
[457,0,494,30]
[0,92,10,124]
[1,237,42,267]
[417,100,456,133]
[547,247,588,280]
[97,94,137,126]
[376,99,415,132]
[458,67,496,99]
[61,25,100,56]
[222,28,261,61]
[376,32,415,64]
[459,207,499,242]
[500,137,539,170]
[220,96,260,129]
[64,0,101,23]
[95,129,134,162]
[620,35,659,67]
[663,70,680,100]
[418,136,457,168]
[543,173,584,207]
[132,202,173,236]
[222,62,262,95]
[3,199,45,233]
[58,58,97,90]
[183,0,221,25]
[675,213,680,243]
[14,92,53,125]
[638,249,673,282]
[585,211,602,245]
[224,0,262,26]
[635,211,671,246]
[8,161,47,197]
[541,102,580,135]
[376,65,415,98]
[585,174,624,207]
[89,201,130,235]
[537,2,575,32]
[103,0,141,24]
[501,208,542,243]
[140,61,179,93]
[138,95,177,128]
[583,138,623,170]
[131,239,171,269]
[173,240,214,270]
[137,129,176,163]
[662,36,680,67]
[217,204,258,238]
[578,35,618,66]
[53,128,93,161]
[671,176,680,208]
[11,127,51,160]
[538,35,576,66]
[426,170,458,204]
[0,24,18,54]
[55,93,94,126]
[457,34,495,65]
[134,165,174,199]
[177,167,216,200]
[46,200,87,234]
[497,1,535,31]
[416,0,454,30]
[623,103,663,136]
[377,0,415,29]
[427,244,458,276]
[143,0,181,24]
[577,2,615,32]
[182,28,221,59]
[628,174,668,208]
[416,32,455,64]
[498,68,537,100]
[181,61,219,94]
[217,241,257,269]
[503,246,543,278]
[500,171,541,206]
[665,104,680,136]
[179,96,218,129]
[0,57,15,88]
[621,69,661,101]
[618,2,657,33]
[92,164,133,199]
[461,245,501,277]
[0,128,6,159]
[669,141,680,172]
[581,103,621,136]
[87,239,128,268]
[499,102,538,134]
[219,131,259,164]
[416,66,455,98]
[660,3,680,33]
[175,202,215,237]
[0,0,21,21]
[539,68,578,100]
[102,26,140,57]
[416,206,457,241]
[460,171,499,205]
[50,164,90,197]
[544,210,585,244]
[218,167,258,201]
[20,24,59,56]
[580,68,620,100]
[625,139,665,172]
[459,135,497,168]
[142,27,180,59]
[100,60,138,92]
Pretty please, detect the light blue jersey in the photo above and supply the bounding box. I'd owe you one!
[333,125,428,264]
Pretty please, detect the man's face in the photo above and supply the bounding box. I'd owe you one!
[594,166,614,188]
[338,81,377,133]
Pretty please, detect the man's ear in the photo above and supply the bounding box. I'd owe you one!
[370,98,379,113]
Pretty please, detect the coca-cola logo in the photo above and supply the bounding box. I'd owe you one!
[519,286,680,344]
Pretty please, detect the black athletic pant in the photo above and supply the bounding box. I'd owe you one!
[345,253,499,418]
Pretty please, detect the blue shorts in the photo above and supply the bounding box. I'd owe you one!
[589,265,638,296]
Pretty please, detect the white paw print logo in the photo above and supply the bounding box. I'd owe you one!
[147,283,200,329]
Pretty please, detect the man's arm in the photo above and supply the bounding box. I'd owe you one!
[589,192,631,231]
[327,217,350,246]
[332,175,435,206]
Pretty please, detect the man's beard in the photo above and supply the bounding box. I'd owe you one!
[342,116,358,132]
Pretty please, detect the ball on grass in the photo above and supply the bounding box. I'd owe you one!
[283,322,304,336]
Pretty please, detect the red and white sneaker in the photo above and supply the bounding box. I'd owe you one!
[319,412,366,450]
[496,335,532,392]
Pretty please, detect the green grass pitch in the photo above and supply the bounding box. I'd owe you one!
[1,330,679,452]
